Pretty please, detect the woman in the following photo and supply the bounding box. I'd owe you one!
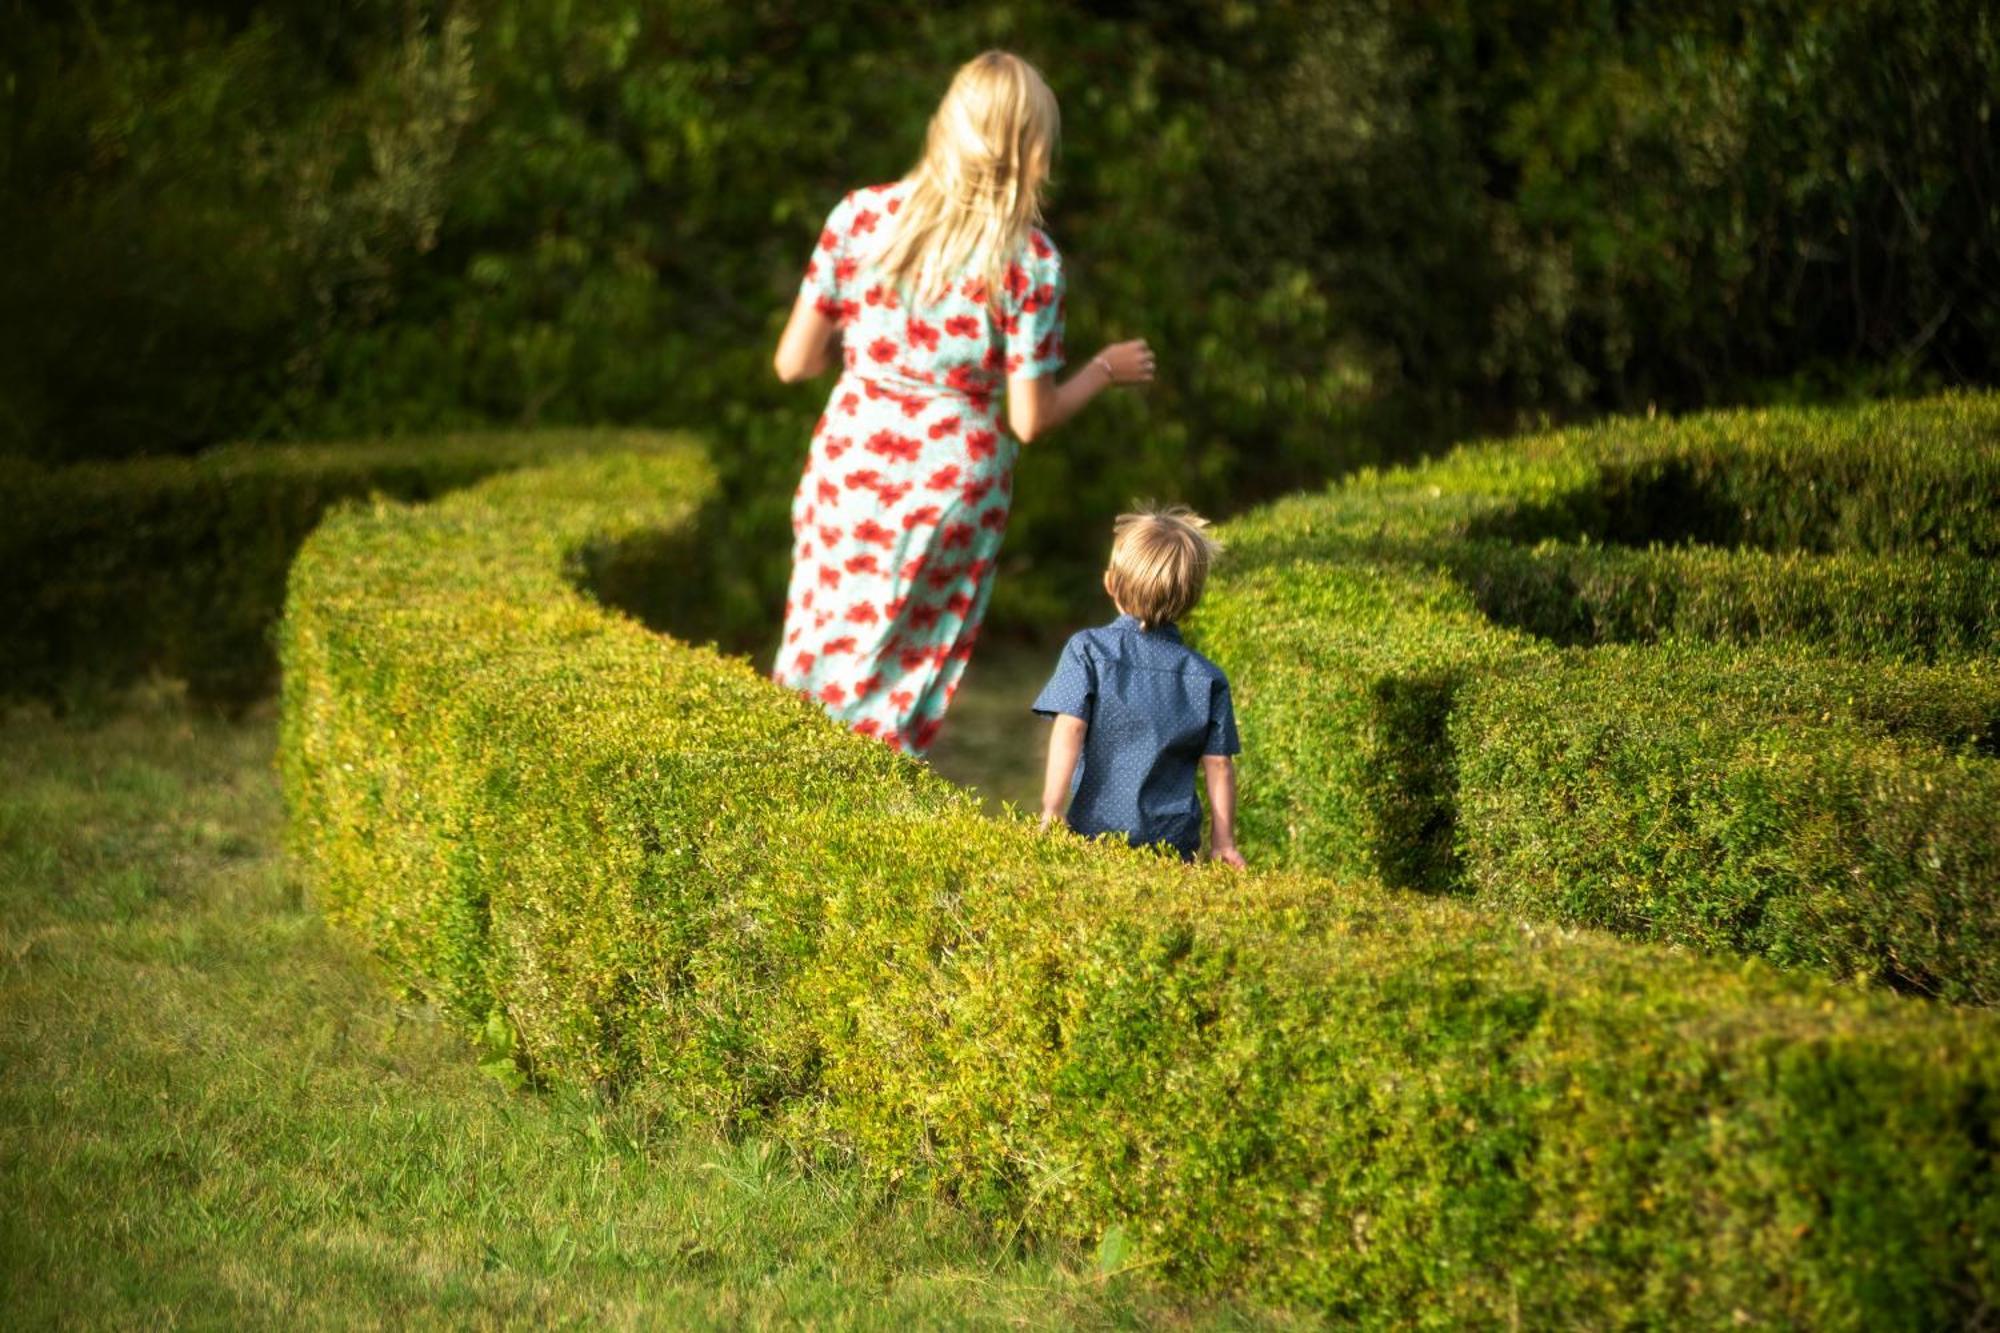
[772,50,1154,756]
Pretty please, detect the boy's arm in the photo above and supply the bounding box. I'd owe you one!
[1039,715,1088,831]
[1202,754,1246,867]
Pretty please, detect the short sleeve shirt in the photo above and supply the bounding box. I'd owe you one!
[1032,614,1240,856]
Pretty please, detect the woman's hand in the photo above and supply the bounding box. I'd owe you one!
[1092,339,1156,387]
[1009,337,1156,442]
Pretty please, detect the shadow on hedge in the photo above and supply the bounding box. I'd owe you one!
[1194,392,2000,1002]
[279,435,2000,1323]
[2,431,679,710]
[569,493,780,664]
[1466,457,1754,551]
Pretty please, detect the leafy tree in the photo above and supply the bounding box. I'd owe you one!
[4,0,1993,632]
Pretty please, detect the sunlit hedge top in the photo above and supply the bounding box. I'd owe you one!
[1,430,671,702]
[1192,391,2000,998]
[281,433,2000,1322]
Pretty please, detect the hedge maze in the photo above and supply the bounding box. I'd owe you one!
[0,430,662,704]
[1193,392,2000,1001]
[275,407,2000,1322]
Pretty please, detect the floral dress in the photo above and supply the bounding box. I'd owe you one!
[774,181,1067,756]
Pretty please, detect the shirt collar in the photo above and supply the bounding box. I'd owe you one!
[1111,612,1181,641]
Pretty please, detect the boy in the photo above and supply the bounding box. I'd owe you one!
[1032,505,1245,866]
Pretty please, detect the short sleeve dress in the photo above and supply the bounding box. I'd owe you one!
[773,181,1067,756]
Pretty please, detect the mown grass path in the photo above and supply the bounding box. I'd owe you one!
[0,686,1300,1329]
[925,639,1054,818]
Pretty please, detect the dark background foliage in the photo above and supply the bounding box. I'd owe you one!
[5,0,1995,640]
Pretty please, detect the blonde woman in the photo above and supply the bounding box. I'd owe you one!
[772,50,1154,756]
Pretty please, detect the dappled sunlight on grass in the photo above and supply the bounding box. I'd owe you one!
[0,686,1308,1329]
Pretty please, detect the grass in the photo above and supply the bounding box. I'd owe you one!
[926,638,1058,818]
[0,682,1308,1329]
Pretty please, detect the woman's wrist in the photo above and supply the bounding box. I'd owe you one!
[1092,353,1116,387]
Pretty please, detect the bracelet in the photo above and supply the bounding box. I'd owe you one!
[1093,354,1116,386]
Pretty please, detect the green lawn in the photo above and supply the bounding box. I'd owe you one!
[926,639,1055,818]
[0,684,1303,1329]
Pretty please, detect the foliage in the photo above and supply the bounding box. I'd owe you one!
[1221,0,2000,421]
[5,0,1997,633]
[0,429,665,703]
[1191,390,2000,997]
[1451,544,2000,660]
[1456,645,2000,1003]
[0,0,459,454]
[279,438,2000,1321]
[0,687,1280,1329]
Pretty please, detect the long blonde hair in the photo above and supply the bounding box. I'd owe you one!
[873,51,1059,309]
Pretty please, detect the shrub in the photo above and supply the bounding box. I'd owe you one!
[0,430,666,703]
[281,440,2000,1322]
[12,2,1997,635]
[1452,544,2000,660]
[1191,391,2000,991]
[1456,646,2000,1003]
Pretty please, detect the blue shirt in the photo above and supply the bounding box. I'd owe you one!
[1032,614,1240,857]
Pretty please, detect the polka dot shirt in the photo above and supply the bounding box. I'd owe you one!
[1032,614,1240,858]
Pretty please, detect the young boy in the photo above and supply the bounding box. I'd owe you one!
[1032,505,1245,866]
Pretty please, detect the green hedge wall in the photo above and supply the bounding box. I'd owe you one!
[0,430,665,703]
[1457,646,2000,1003]
[1191,391,2000,998]
[1452,544,2000,661]
[280,440,2000,1322]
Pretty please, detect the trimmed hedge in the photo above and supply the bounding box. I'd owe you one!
[281,440,2000,1322]
[1458,647,2000,1003]
[1191,391,2000,994]
[0,431,663,703]
[1453,543,2000,660]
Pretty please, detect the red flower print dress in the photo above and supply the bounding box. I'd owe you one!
[775,181,1067,756]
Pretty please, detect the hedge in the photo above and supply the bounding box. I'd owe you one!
[281,440,2000,1322]
[1457,646,2000,1004]
[1451,543,2000,660]
[1190,391,2000,994]
[0,430,665,703]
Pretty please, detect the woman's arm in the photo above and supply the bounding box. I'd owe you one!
[774,290,840,383]
[1202,754,1245,867]
[1039,714,1088,830]
[1007,339,1154,443]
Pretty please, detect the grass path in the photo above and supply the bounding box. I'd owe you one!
[0,685,1301,1329]
[925,638,1054,817]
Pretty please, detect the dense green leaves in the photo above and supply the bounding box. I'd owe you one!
[280,435,2000,1320]
[1457,646,2000,1002]
[1193,391,2000,997]
[7,0,1996,632]
[0,430,661,702]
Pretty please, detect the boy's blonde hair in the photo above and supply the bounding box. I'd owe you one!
[1107,505,1221,629]
[873,51,1059,309]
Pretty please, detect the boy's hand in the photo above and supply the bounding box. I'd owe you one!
[1040,716,1087,836]
[1201,754,1243,869]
